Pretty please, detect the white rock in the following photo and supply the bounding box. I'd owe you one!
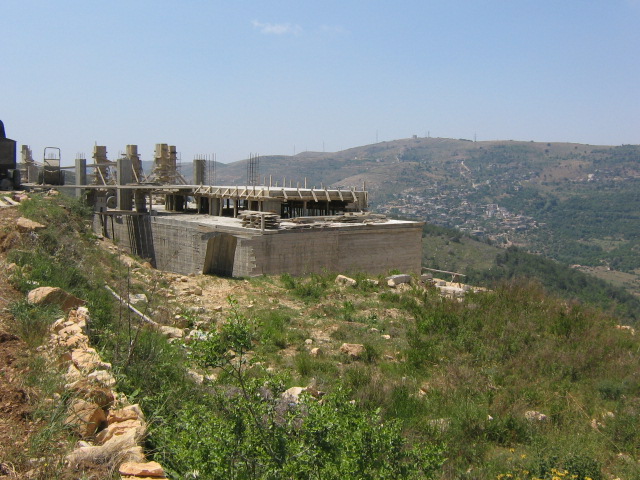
[159,325,184,339]
[335,274,357,287]
[386,274,412,288]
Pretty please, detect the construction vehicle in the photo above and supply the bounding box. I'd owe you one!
[0,120,20,190]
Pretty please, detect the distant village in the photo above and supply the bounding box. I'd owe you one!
[376,186,539,245]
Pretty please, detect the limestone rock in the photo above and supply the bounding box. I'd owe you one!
[64,334,87,349]
[386,274,411,288]
[615,324,636,335]
[16,217,45,232]
[107,404,144,424]
[50,317,68,333]
[119,461,165,478]
[87,369,116,388]
[335,274,357,287]
[71,348,104,372]
[282,386,323,404]
[524,410,548,422]
[64,399,107,438]
[95,418,146,444]
[65,364,83,383]
[27,286,85,312]
[187,369,204,384]
[58,323,84,338]
[159,325,184,339]
[129,293,148,305]
[340,343,365,359]
[282,386,307,404]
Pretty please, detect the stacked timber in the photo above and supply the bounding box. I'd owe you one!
[239,211,281,230]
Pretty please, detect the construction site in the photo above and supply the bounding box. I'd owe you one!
[10,139,424,277]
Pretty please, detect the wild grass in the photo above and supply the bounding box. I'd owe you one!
[10,301,62,347]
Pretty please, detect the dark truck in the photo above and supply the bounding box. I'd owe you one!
[0,120,20,190]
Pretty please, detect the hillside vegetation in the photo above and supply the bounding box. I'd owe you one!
[420,224,640,322]
[2,194,639,479]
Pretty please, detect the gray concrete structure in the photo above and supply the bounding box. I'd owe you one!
[96,210,423,277]
[44,142,424,278]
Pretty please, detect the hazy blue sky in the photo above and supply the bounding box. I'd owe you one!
[3,1,639,164]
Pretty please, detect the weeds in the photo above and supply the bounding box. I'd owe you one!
[10,301,62,347]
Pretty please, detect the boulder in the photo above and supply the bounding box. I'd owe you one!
[27,286,85,312]
[16,217,45,232]
[309,347,321,357]
[282,386,307,404]
[386,274,412,288]
[282,386,323,404]
[340,343,365,359]
[64,399,107,438]
[159,326,184,339]
[107,404,144,424]
[95,419,146,444]
[119,461,166,478]
[335,274,357,287]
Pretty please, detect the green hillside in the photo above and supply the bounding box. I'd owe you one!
[420,224,640,323]
[5,194,640,479]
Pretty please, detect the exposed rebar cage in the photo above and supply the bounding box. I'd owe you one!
[246,153,260,186]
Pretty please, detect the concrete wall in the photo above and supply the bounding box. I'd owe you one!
[233,224,422,277]
[95,213,423,277]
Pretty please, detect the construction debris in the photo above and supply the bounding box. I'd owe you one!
[239,211,281,230]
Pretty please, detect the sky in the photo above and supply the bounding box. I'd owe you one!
[2,0,639,165]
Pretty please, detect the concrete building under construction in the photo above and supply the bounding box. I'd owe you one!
[30,143,425,277]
